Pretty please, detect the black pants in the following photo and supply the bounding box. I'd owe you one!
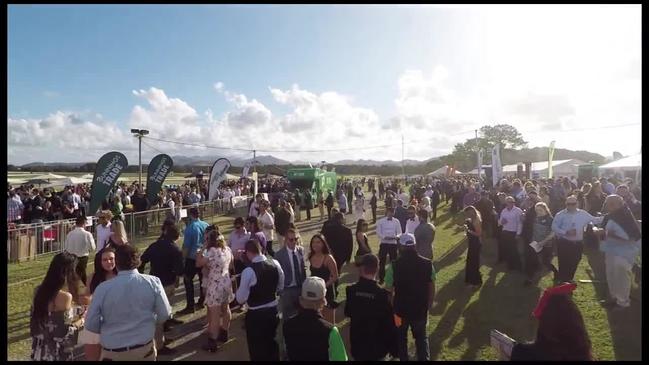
[75,256,89,285]
[245,307,279,361]
[305,208,311,220]
[501,231,522,271]
[378,244,398,282]
[556,239,583,282]
[465,239,482,285]
[183,258,204,308]
[371,206,377,223]
[326,206,332,220]
[266,241,275,257]
[431,204,437,220]
[540,244,559,278]
[523,241,540,280]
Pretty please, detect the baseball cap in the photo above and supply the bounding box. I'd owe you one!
[355,253,379,270]
[301,276,327,302]
[399,233,416,246]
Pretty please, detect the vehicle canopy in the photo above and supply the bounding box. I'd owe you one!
[287,168,337,200]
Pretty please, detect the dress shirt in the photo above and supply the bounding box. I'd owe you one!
[139,238,185,287]
[96,223,112,251]
[376,217,402,244]
[7,196,23,222]
[499,206,524,235]
[65,227,96,257]
[599,219,641,264]
[551,209,603,241]
[182,219,210,259]
[249,201,260,217]
[236,255,285,310]
[229,229,251,252]
[85,269,171,349]
[405,216,421,234]
[259,211,275,241]
[338,195,347,210]
[72,193,81,210]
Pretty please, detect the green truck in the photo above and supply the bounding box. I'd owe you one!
[287,168,337,201]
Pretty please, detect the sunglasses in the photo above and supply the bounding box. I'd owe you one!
[566,202,577,206]
[287,237,297,242]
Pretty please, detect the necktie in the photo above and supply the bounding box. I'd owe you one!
[292,250,301,286]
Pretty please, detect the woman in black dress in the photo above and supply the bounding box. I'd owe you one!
[308,234,339,323]
[462,206,483,288]
[354,219,371,262]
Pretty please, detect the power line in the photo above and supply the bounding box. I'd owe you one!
[140,139,166,155]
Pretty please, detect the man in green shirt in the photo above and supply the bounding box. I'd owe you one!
[283,276,348,361]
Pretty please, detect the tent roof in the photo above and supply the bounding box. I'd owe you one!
[33,173,68,180]
[427,165,462,176]
[599,154,641,169]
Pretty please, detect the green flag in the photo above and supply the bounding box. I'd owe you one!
[548,141,556,178]
[89,152,129,215]
[146,154,174,207]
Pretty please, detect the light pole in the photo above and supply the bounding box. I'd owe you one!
[130,129,150,190]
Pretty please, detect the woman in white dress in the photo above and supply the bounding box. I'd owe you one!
[353,192,365,224]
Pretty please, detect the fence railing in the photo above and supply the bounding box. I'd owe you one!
[7,196,253,263]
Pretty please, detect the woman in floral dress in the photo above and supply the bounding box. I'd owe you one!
[196,231,234,352]
[30,252,85,361]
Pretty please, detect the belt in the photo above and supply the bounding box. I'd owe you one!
[560,238,583,244]
[103,340,152,352]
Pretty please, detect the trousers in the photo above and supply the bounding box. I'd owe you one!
[245,307,279,361]
[378,244,398,283]
[605,252,633,307]
[556,239,583,282]
[183,258,204,308]
[398,317,429,361]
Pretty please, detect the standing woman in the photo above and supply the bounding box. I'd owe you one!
[318,192,326,221]
[78,247,117,361]
[308,234,339,323]
[30,252,85,361]
[110,195,124,221]
[246,216,268,254]
[463,206,483,288]
[353,191,365,224]
[197,231,235,352]
[355,219,372,261]
[532,202,558,283]
[104,220,129,249]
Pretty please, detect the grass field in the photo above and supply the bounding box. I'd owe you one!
[7,185,642,360]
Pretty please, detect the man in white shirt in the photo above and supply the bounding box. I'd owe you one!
[498,196,523,272]
[376,206,403,284]
[65,215,96,284]
[258,200,276,256]
[96,210,113,251]
[249,194,263,218]
[405,205,421,234]
[552,195,603,283]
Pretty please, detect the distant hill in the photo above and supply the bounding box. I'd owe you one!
[500,147,606,165]
[333,159,426,166]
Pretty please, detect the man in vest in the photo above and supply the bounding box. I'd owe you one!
[283,276,348,361]
[235,239,285,361]
[344,254,398,360]
[384,233,436,361]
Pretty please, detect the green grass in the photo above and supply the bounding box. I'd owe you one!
[7,186,641,361]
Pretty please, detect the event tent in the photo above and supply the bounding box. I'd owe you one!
[427,165,463,176]
[45,177,93,187]
[467,159,584,178]
[33,173,68,180]
[598,153,641,181]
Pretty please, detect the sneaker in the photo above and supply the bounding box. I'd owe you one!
[157,346,178,356]
[177,306,195,315]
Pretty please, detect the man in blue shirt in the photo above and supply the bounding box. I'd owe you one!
[85,245,171,361]
[178,207,210,314]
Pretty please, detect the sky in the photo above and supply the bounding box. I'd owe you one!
[7,4,642,166]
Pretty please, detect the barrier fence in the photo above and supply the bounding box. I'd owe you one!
[7,196,253,263]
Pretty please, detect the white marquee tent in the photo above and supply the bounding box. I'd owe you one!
[427,165,463,176]
[598,153,641,181]
[467,159,585,178]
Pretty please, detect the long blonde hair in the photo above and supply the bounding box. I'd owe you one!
[111,220,128,243]
[463,205,482,224]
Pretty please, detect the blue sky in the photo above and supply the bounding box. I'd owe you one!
[8,5,641,165]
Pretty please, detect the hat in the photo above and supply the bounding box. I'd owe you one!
[528,190,538,195]
[301,276,327,301]
[355,253,379,270]
[399,233,416,246]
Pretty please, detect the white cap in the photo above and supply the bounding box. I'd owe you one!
[399,233,416,246]
[301,276,327,302]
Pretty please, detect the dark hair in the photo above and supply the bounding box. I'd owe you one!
[189,207,199,218]
[75,215,87,226]
[417,209,429,221]
[356,219,368,233]
[161,220,176,234]
[308,234,332,261]
[115,245,140,271]
[234,217,245,226]
[334,212,344,223]
[246,216,261,232]
[535,294,593,360]
[245,239,262,255]
[33,252,79,321]
[163,225,180,241]
[386,206,395,213]
[89,247,117,294]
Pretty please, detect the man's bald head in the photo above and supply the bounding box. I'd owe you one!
[604,194,624,212]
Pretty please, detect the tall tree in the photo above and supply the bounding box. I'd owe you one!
[479,124,527,150]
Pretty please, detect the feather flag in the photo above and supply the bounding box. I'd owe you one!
[491,144,502,187]
[548,141,556,178]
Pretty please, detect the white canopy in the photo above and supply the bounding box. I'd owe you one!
[33,173,68,180]
[80,173,94,179]
[599,154,641,170]
[427,165,463,176]
[45,177,93,187]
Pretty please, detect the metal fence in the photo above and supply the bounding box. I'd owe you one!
[7,196,253,263]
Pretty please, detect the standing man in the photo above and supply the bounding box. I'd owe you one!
[414,209,435,260]
[236,239,285,361]
[7,188,24,225]
[275,228,307,320]
[431,186,440,220]
[552,196,602,283]
[345,254,397,361]
[229,217,251,282]
[95,211,113,251]
[384,233,435,362]
[294,188,302,222]
[320,212,353,302]
[404,205,420,234]
[394,200,409,234]
[275,201,292,246]
[132,190,149,236]
[85,245,171,361]
[304,189,313,221]
[347,183,354,215]
[370,189,378,224]
[498,196,523,272]
[64,215,96,285]
[325,191,335,220]
[138,224,185,355]
[178,207,209,314]
[598,195,641,311]
[283,276,348,361]
[376,207,402,284]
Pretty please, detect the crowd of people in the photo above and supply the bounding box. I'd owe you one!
[27,170,641,361]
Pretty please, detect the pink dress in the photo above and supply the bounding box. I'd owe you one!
[204,247,235,307]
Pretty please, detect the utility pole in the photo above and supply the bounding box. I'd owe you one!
[401,134,405,181]
[130,129,149,190]
[475,129,479,180]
